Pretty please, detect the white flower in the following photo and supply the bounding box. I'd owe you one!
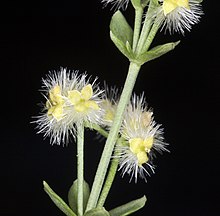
[116,94,168,182]
[34,68,103,145]
[158,0,203,34]
[101,0,130,10]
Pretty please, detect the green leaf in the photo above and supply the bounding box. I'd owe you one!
[43,181,77,216]
[84,207,110,216]
[137,41,180,64]
[110,31,133,60]
[109,195,147,216]
[110,11,133,46]
[109,10,134,59]
[68,179,90,214]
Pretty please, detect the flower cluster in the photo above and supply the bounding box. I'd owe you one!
[102,0,203,35]
[102,89,168,182]
[34,68,103,145]
[35,69,168,182]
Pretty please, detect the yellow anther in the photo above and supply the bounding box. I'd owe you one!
[163,0,190,15]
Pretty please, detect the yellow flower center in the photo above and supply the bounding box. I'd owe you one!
[129,137,154,165]
[68,84,99,113]
[46,85,65,121]
[163,0,190,16]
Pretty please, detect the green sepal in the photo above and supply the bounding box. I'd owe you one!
[109,195,147,216]
[137,41,180,64]
[110,11,134,59]
[68,179,90,214]
[84,207,110,216]
[43,181,77,216]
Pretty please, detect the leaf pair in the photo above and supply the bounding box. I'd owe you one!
[43,180,147,216]
[110,10,180,65]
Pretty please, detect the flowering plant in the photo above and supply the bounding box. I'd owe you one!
[34,0,203,215]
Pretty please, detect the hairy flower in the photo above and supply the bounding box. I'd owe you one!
[100,84,120,128]
[101,0,130,10]
[116,94,168,182]
[158,0,203,34]
[34,68,103,145]
[66,74,104,125]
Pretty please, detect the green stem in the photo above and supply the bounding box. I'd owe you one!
[140,17,161,54]
[97,153,119,207]
[135,13,153,55]
[76,123,84,216]
[84,122,109,138]
[132,7,143,52]
[85,61,141,212]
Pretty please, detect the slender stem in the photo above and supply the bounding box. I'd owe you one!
[132,8,143,52]
[97,154,119,207]
[84,122,109,138]
[85,62,141,212]
[136,13,153,55]
[76,123,84,216]
[140,18,161,54]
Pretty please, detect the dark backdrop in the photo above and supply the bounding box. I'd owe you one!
[1,1,219,216]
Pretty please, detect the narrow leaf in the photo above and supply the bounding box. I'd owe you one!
[110,11,133,46]
[68,179,90,214]
[43,181,77,216]
[84,207,110,216]
[138,41,180,64]
[109,195,147,216]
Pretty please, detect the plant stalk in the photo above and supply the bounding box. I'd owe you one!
[136,13,153,54]
[97,155,119,207]
[85,61,141,212]
[132,7,144,52]
[140,17,161,53]
[76,122,84,216]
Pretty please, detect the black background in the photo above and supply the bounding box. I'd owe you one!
[1,1,219,216]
